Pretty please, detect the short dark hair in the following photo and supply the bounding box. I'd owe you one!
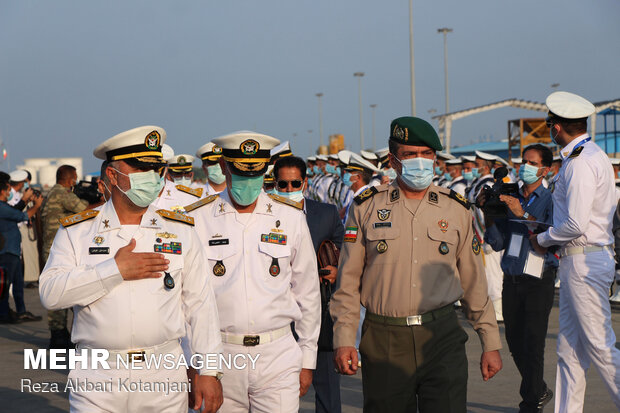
[523,144,553,167]
[0,171,9,191]
[56,165,77,183]
[100,161,109,183]
[274,156,307,180]
[559,119,587,136]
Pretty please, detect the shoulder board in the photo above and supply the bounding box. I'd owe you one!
[59,209,100,228]
[354,186,378,205]
[569,146,584,159]
[447,189,471,210]
[156,209,195,226]
[175,185,203,198]
[268,194,303,210]
[184,194,219,213]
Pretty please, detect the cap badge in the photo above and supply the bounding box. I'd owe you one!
[377,209,391,221]
[145,131,161,150]
[213,146,223,155]
[177,156,187,165]
[240,139,259,156]
[393,125,408,141]
[438,219,448,233]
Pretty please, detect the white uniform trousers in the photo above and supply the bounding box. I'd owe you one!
[483,246,503,302]
[69,343,188,413]
[220,332,302,413]
[555,249,620,413]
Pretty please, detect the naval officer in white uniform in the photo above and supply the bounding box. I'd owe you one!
[186,131,321,413]
[531,91,620,412]
[39,126,223,413]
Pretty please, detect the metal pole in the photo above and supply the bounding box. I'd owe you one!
[409,0,416,116]
[370,104,377,150]
[316,93,324,148]
[354,72,365,150]
[438,27,452,151]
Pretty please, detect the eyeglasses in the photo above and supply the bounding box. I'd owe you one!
[277,180,303,189]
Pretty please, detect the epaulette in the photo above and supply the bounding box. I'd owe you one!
[156,209,195,226]
[59,209,99,228]
[447,189,471,210]
[268,194,303,210]
[175,185,203,198]
[354,186,378,205]
[184,194,219,213]
[568,146,584,159]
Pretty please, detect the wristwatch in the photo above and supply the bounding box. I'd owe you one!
[522,212,530,220]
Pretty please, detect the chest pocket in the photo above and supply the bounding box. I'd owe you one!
[205,238,241,277]
[365,225,400,264]
[427,226,459,259]
[258,242,292,279]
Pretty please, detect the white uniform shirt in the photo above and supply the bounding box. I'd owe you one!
[39,201,222,373]
[190,190,321,369]
[448,176,468,197]
[538,135,616,248]
[317,175,336,204]
[8,187,21,206]
[154,180,203,213]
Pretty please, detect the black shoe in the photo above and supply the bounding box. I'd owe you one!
[25,282,39,289]
[537,387,553,412]
[0,313,22,324]
[16,311,42,322]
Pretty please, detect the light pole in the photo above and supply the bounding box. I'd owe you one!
[354,72,365,151]
[370,104,377,150]
[437,28,452,116]
[316,93,324,148]
[409,0,416,116]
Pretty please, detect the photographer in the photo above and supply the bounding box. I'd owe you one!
[478,144,556,413]
[40,165,97,348]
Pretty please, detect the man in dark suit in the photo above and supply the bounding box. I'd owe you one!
[274,156,345,413]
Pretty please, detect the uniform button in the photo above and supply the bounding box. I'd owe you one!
[414,237,418,241]
[412,283,417,288]
[250,321,254,325]
[414,260,418,264]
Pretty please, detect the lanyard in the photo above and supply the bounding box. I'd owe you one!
[519,192,537,209]
[569,137,591,156]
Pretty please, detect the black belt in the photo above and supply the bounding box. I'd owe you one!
[365,304,454,326]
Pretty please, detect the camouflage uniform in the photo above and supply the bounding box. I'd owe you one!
[41,184,88,331]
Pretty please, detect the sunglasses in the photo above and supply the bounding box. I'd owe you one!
[277,180,303,189]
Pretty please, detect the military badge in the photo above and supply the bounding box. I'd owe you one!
[266,203,273,213]
[177,155,187,165]
[439,242,449,255]
[438,219,448,233]
[390,188,400,202]
[377,209,391,221]
[213,261,226,276]
[376,240,388,254]
[93,236,104,245]
[156,232,177,239]
[276,220,280,228]
[344,226,358,243]
[163,272,175,289]
[392,125,408,141]
[145,130,161,150]
[472,236,481,255]
[154,242,182,254]
[219,203,226,213]
[103,219,110,229]
[428,192,438,203]
[151,218,158,225]
[261,233,287,245]
[240,139,259,155]
[269,258,280,276]
[213,146,223,155]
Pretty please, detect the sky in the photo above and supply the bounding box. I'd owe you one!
[1,0,619,173]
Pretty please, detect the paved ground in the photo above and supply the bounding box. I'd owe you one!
[1,288,619,412]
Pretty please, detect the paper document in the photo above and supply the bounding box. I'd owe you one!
[524,251,544,279]
[507,234,523,258]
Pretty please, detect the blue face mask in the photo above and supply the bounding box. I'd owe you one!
[207,164,226,185]
[313,166,321,175]
[343,172,353,187]
[550,126,558,145]
[114,169,164,208]
[471,168,480,179]
[385,168,397,180]
[491,167,496,175]
[546,170,554,179]
[325,164,337,174]
[395,156,434,190]
[434,166,443,175]
[443,172,453,182]
[519,163,541,185]
[307,177,313,186]
[7,190,13,202]
[336,167,342,177]
[23,182,29,190]
[306,167,313,176]
[463,171,473,181]
[617,171,620,179]
[229,174,263,206]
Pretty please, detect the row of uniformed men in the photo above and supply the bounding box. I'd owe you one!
[39,128,322,413]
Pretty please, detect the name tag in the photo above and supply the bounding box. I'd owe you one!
[373,222,392,228]
[209,239,229,246]
[89,247,110,255]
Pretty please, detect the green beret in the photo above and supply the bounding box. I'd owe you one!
[389,116,443,151]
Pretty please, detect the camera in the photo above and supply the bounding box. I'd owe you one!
[476,167,519,218]
[73,179,103,204]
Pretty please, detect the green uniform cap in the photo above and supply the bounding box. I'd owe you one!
[389,117,442,151]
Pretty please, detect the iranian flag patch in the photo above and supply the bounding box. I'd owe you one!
[344,226,358,243]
